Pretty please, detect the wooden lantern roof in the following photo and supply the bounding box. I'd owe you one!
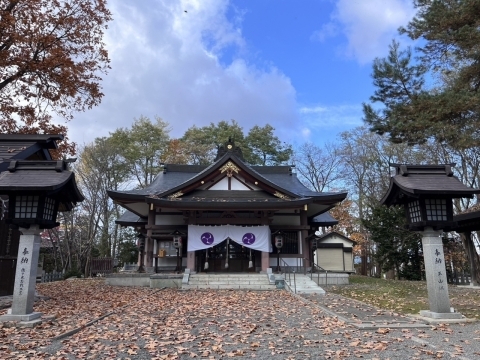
[0,134,63,172]
[0,159,84,212]
[381,163,480,206]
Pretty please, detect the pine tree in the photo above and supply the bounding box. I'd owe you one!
[364,0,480,149]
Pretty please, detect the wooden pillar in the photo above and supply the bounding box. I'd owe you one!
[187,251,195,272]
[146,207,155,267]
[186,211,196,272]
[261,213,270,272]
[261,251,269,271]
[464,232,478,286]
[137,238,142,267]
[300,209,309,271]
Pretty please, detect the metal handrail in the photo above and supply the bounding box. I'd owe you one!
[303,257,328,287]
[279,257,296,294]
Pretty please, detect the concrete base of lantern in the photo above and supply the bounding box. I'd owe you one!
[0,310,43,327]
[419,310,463,319]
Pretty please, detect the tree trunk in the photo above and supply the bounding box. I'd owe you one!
[461,232,480,286]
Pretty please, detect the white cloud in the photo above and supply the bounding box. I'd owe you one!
[310,22,338,42]
[66,0,299,146]
[299,106,328,114]
[299,103,363,140]
[313,0,416,64]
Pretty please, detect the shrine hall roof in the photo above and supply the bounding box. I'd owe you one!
[108,140,348,218]
[109,161,342,200]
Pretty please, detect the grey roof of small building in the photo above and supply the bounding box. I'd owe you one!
[313,231,356,245]
[311,212,338,226]
[382,164,480,206]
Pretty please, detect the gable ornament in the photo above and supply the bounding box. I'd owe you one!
[274,191,290,200]
[220,161,240,177]
[168,191,184,200]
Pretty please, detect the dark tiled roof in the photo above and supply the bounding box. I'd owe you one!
[164,164,208,173]
[110,165,341,202]
[107,170,198,199]
[116,211,147,226]
[259,173,333,198]
[108,147,348,215]
[251,166,291,174]
[180,190,279,201]
[150,152,300,199]
[311,212,338,226]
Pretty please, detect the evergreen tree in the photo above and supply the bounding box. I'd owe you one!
[363,205,423,280]
[245,124,292,165]
[364,0,480,149]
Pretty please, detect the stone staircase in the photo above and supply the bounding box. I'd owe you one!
[284,274,326,295]
[182,273,276,290]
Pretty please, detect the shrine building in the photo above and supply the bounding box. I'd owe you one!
[108,139,347,273]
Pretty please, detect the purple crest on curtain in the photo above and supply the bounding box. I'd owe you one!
[201,232,214,245]
[242,233,256,245]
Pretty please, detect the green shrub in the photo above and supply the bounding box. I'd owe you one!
[63,269,82,280]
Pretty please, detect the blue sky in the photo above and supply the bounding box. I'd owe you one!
[67,0,417,148]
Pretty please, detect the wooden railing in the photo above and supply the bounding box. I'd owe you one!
[38,271,63,283]
[90,257,114,276]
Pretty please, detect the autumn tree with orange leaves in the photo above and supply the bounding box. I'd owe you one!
[0,0,112,155]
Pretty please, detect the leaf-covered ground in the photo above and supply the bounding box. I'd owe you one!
[1,278,480,359]
[328,275,480,319]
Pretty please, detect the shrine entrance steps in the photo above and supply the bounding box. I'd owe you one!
[182,273,276,291]
[285,274,326,295]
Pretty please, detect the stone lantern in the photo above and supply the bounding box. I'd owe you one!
[137,233,146,273]
[171,230,184,272]
[273,230,284,273]
[0,160,83,325]
[381,163,480,319]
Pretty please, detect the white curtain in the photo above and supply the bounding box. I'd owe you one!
[188,225,272,253]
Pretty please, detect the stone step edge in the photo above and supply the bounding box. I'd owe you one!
[188,281,269,284]
[182,285,276,290]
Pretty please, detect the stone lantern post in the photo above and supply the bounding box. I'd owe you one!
[381,164,480,319]
[0,159,83,325]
